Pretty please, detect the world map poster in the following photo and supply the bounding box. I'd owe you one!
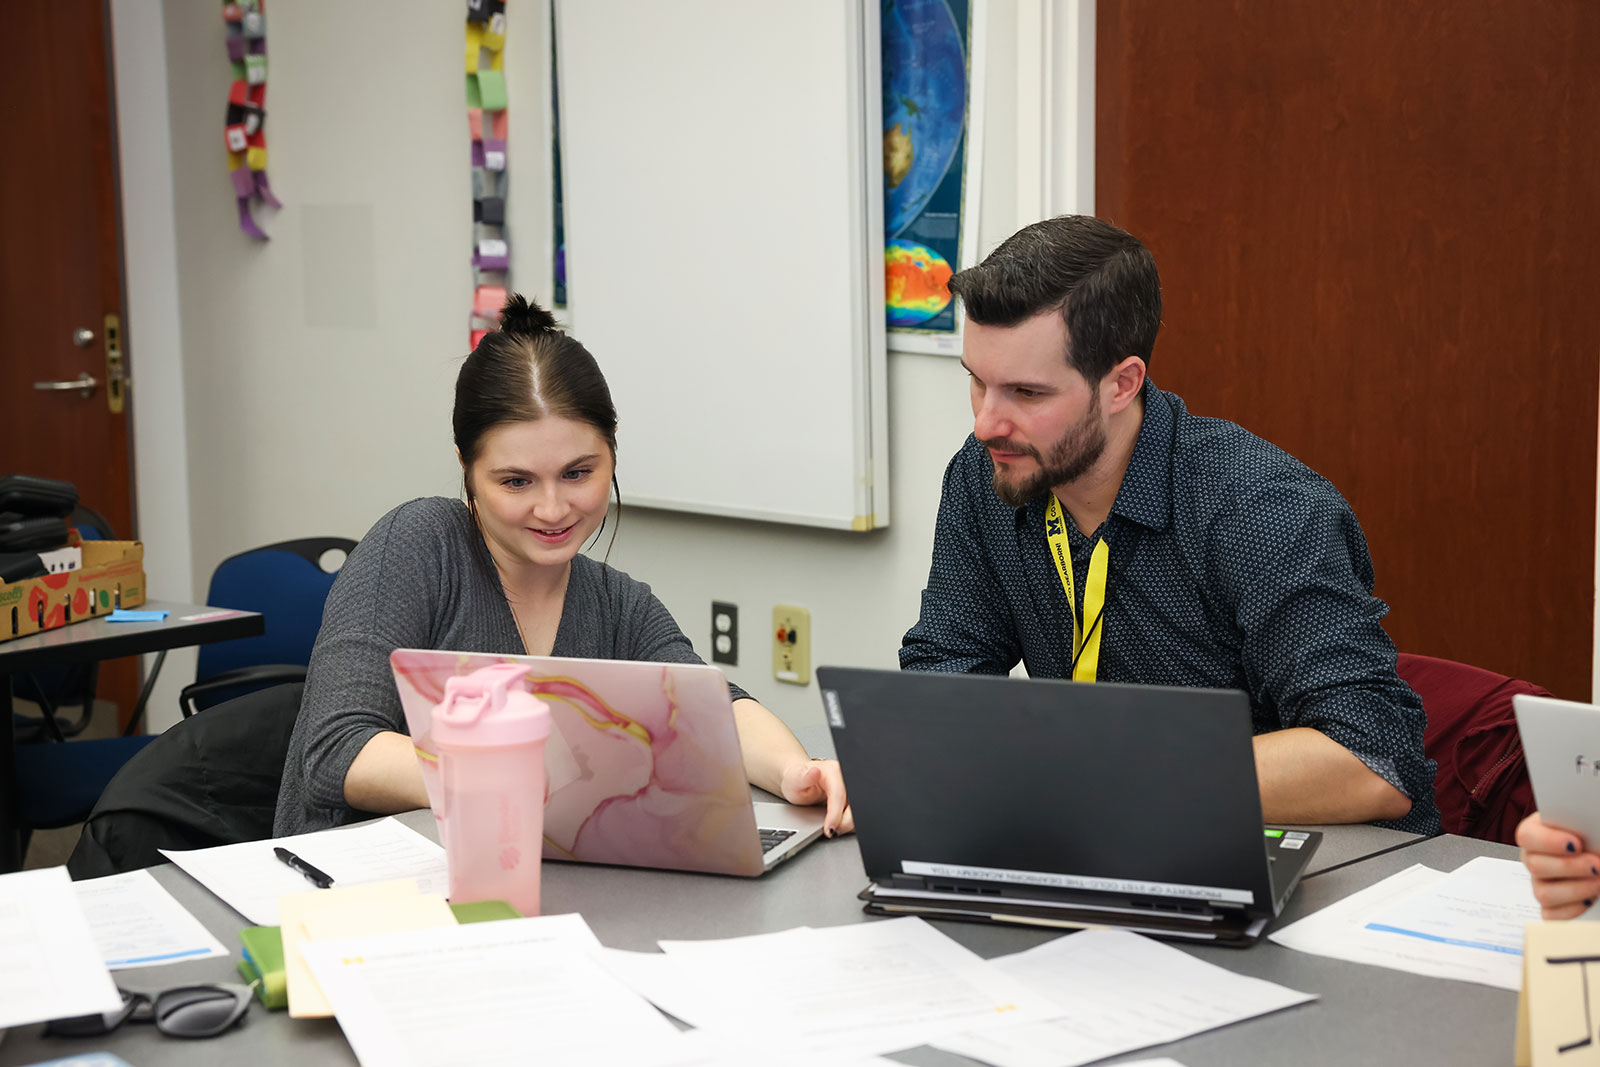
[883,0,984,355]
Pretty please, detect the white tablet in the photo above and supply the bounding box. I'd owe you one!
[1513,693,1600,920]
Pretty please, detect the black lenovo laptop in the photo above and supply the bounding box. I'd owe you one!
[817,667,1321,946]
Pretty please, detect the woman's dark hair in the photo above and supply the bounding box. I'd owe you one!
[455,293,621,556]
[947,214,1162,383]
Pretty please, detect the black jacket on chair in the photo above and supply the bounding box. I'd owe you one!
[66,683,305,879]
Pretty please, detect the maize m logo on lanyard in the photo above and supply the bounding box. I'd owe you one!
[1045,495,1109,682]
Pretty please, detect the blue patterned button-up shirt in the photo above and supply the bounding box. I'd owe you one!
[901,379,1440,835]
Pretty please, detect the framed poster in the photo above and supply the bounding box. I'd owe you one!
[883,0,985,356]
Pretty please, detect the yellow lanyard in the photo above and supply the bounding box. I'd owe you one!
[1045,495,1109,682]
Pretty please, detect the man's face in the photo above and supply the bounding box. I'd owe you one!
[964,311,1107,506]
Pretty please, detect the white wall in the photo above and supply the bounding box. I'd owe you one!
[118,0,1097,742]
[112,0,196,732]
[161,0,471,575]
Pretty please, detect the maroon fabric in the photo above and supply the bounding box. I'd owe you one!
[1398,652,1544,844]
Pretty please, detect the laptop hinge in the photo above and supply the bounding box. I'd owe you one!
[881,872,1236,919]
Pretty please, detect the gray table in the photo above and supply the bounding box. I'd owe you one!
[1,599,264,872]
[1091,834,1522,1067]
[0,812,1442,1066]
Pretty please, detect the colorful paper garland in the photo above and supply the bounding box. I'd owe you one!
[467,0,510,347]
[221,0,282,239]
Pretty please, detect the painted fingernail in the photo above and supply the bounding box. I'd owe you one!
[1569,842,1578,853]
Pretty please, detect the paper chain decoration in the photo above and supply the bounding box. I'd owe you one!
[222,0,282,239]
[467,0,510,346]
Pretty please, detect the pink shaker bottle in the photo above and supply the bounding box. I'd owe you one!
[429,662,551,915]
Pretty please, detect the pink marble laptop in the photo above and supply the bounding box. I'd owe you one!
[390,648,822,877]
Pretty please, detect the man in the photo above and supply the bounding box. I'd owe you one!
[901,215,1439,834]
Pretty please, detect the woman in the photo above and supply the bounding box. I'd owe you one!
[1517,812,1600,919]
[274,296,851,838]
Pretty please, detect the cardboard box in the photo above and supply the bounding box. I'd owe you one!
[0,533,146,643]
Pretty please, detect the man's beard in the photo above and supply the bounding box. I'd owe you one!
[983,394,1107,507]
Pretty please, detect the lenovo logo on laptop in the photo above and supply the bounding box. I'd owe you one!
[822,689,845,729]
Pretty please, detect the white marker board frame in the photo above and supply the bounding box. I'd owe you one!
[555,0,889,531]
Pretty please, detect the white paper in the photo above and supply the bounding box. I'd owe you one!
[0,867,123,1029]
[594,946,718,1026]
[931,929,1315,1067]
[72,869,228,969]
[1269,859,1537,991]
[645,918,1065,1056]
[160,817,447,925]
[300,914,679,1067]
[1361,855,1536,956]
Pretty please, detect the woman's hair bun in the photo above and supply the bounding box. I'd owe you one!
[498,293,559,336]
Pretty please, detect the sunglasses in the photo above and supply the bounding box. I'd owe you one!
[46,982,255,1040]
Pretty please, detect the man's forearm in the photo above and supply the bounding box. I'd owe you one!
[1252,727,1413,823]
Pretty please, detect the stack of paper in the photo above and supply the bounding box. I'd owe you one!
[632,918,1065,1056]
[300,913,682,1067]
[1269,856,1538,990]
[601,918,1310,1061]
[296,905,1278,1066]
[0,867,122,1030]
[160,816,447,924]
[72,868,228,969]
[931,929,1315,1066]
[279,880,457,1017]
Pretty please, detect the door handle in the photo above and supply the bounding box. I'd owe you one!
[33,374,99,398]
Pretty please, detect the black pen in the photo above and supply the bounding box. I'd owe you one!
[274,847,334,889]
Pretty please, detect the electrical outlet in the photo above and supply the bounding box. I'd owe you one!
[711,601,738,666]
[772,604,811,686]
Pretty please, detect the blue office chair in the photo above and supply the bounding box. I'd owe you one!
[177,536,355,716]
[14,735,160,855]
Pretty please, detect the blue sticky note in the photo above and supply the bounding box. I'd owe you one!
[108,609,169,623]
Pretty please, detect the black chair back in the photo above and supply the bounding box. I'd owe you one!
[66,683,304,878]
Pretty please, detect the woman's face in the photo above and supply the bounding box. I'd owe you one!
[466,416,615,572]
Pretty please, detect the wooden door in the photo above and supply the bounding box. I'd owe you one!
[1097,1,1600,699]
[0,0,142,723]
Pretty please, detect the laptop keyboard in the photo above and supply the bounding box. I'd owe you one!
[758,828,796,854]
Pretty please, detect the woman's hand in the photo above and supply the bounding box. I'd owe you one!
[778,758,854,838]
[1518,811,1600,920]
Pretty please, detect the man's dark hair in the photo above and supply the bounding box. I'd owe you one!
[948,215,1162,382]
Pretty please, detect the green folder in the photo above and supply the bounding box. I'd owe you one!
[237,899,522,1010]
[447,899,521,924]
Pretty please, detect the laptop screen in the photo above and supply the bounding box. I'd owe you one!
[819,667,1276,912]
[391,648,767,876]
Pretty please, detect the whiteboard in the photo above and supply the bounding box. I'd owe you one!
[555,0,889,530]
